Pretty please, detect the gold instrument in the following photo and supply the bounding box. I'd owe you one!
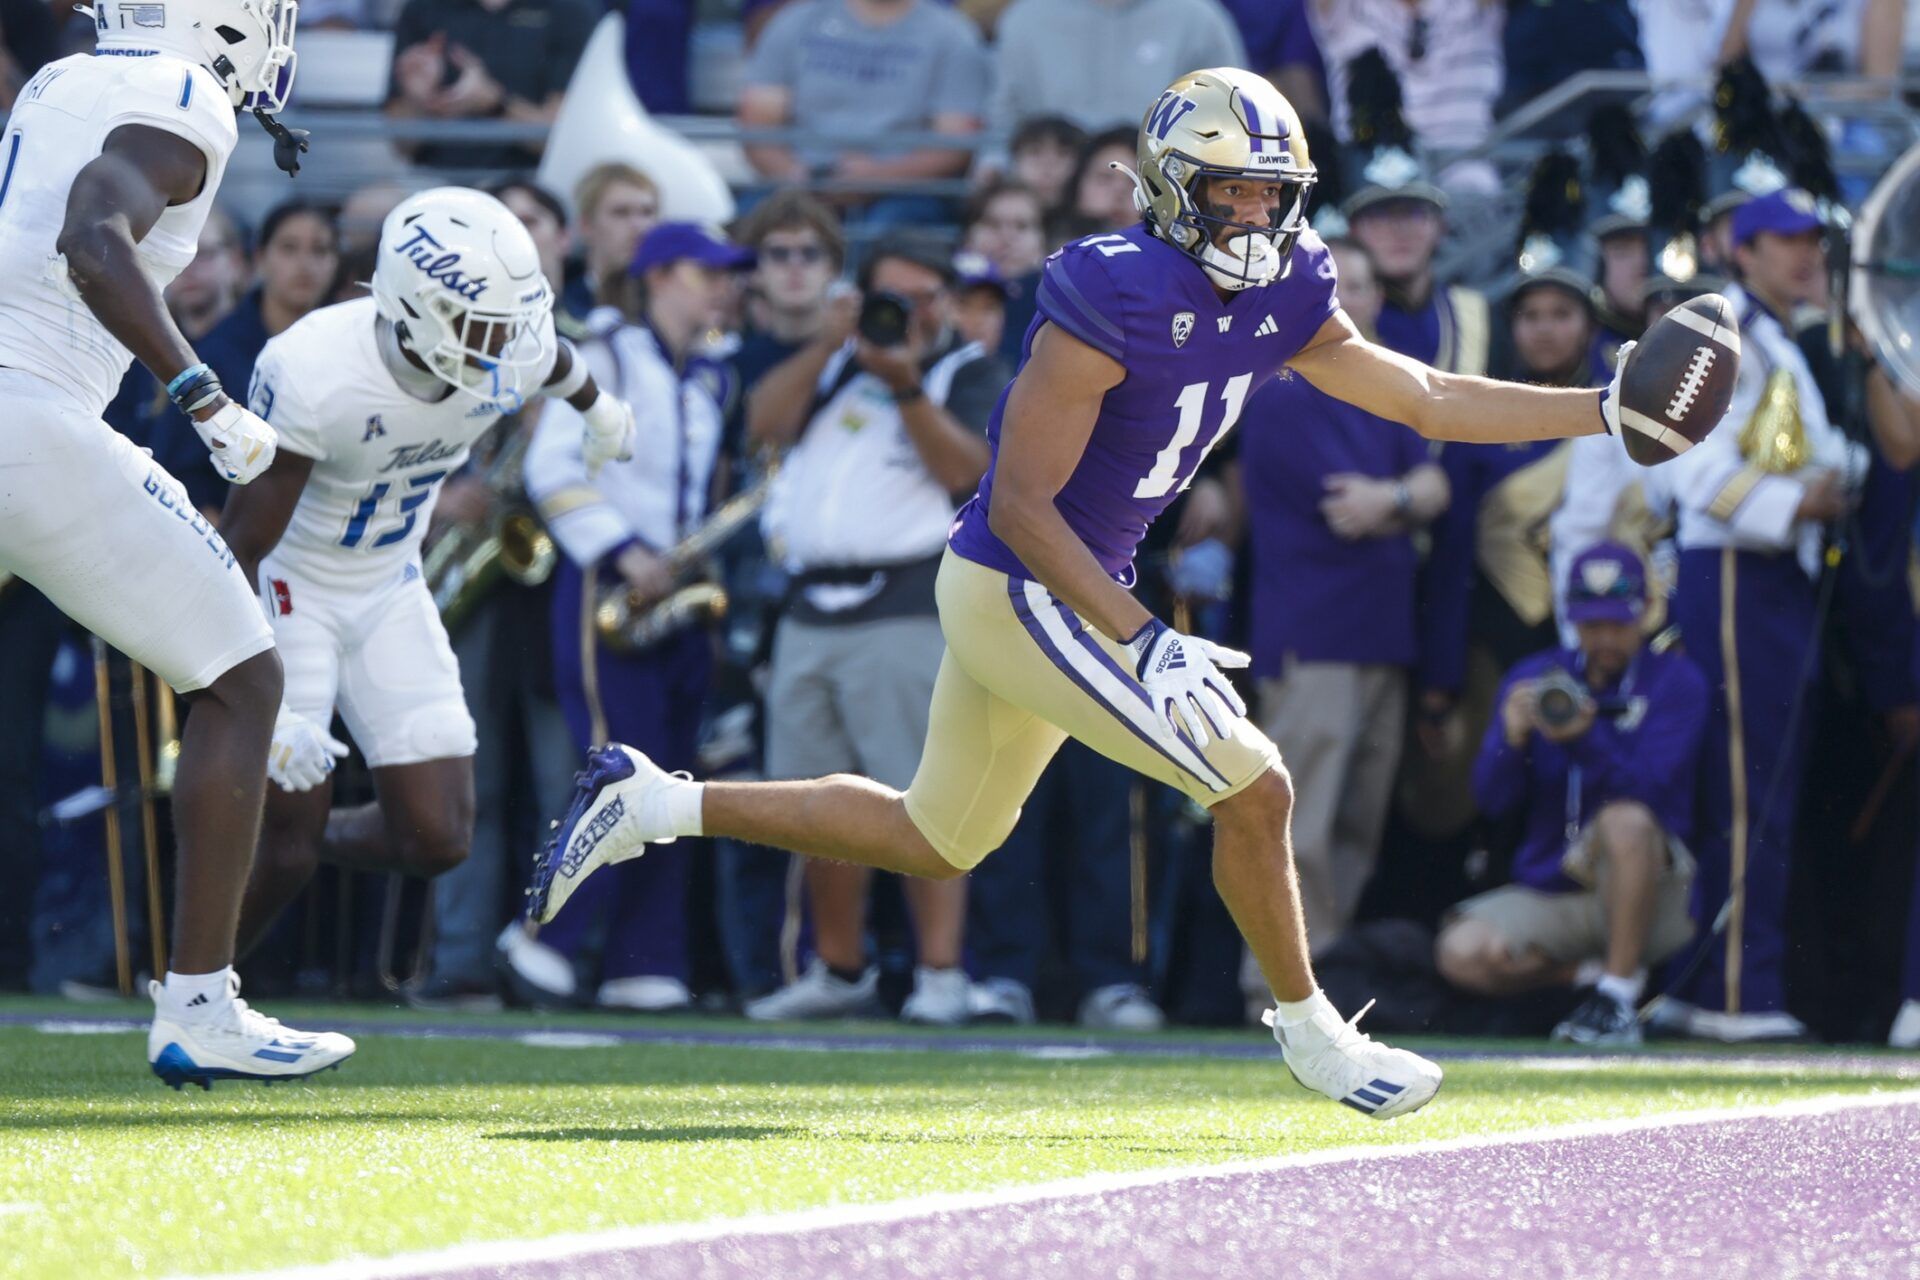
[1737,367,1810,475]
[424,421,557,634]
[594,466,776,654]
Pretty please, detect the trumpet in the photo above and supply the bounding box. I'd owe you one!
[595,466,776,654]
[424,421,557,634]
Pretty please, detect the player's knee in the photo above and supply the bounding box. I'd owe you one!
[397,824,470,878]
[1214,765,1294,837]
[210,647,284,718]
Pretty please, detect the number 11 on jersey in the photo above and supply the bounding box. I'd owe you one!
[1133,374,1252,499]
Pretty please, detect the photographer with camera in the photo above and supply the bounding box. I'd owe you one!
[1435,543,1710,1046]
[744,233,1008,1025]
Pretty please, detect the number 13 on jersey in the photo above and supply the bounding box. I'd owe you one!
[1134,374,1252,499]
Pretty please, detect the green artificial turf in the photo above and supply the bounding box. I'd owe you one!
[1,1006,1914,1279]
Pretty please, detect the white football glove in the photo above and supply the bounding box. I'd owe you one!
[268,705,349,793]
[194,401,279,484]
[1597,339,1636,437]
[581,390,635,479]
[1126,618,1250,749]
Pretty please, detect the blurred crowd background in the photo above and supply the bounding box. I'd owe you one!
[5,0,1920,1047]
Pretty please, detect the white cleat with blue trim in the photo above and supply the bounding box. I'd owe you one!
[1264,996,1442,1120]
[148,976,355,1090]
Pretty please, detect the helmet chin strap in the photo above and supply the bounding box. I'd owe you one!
[253,109,310,176]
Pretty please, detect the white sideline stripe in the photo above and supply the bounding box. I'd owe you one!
[196,1088,1920,1280]
[1662,300,1742,355]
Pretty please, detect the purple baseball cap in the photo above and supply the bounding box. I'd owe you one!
[1565,541,1647,625]
[630,222,756,277]
[1730,188,1822,249]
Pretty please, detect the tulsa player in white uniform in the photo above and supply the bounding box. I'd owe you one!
[0,0,363,1085]
[218,188,633,956]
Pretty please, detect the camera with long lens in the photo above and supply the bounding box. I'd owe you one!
[1534,669,1629,731]
[857,290,913,347]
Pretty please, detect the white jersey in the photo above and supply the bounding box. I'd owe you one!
[0,51,237,418]
[247,296,558,588]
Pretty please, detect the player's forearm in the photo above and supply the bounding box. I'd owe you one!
[59,218,203,392]
[1415,371,1606,445]
[988,491,1151,642]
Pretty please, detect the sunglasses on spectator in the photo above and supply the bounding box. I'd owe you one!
[762,244,826,265]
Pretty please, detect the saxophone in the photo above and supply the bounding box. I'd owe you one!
[594,464,777,654]
[424,421,557,634]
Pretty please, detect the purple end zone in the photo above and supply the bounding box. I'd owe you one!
[430,1100,1920,1280]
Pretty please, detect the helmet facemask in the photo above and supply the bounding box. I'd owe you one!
[397,289,555,415]
[202,0,299,112]
[1152,154,1315,291]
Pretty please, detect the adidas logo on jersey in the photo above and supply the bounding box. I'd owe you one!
[1255,315,1279,338]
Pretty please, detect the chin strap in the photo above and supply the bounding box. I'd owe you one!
[253,108,310,176]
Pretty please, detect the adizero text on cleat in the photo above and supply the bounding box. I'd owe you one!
[526,744,691,924]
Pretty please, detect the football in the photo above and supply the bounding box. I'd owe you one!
[1615,292,1743,466]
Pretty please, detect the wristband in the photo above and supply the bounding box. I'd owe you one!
[891,383,926,405]
[1392,478,1412,515]
[168,363,225,416]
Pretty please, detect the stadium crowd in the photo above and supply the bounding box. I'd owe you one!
[4,0,1920,1051]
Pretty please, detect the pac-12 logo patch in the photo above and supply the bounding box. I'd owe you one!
[1171,312,1195,348]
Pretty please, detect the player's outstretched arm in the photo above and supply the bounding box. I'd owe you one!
[988,322,1151,642]
[542,338,633,477]
[1286,310,1607,446]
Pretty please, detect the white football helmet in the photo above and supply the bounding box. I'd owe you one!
[1130,68,1317,291]
[371,187,556,413]
[93,0,299,113]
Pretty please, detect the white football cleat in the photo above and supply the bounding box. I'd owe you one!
[526,745,692,924]
[1264,996,1442,1120]
[148,976,354,1090]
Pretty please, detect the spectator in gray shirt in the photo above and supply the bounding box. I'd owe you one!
[740,0,990,225]
[989,0,1246,143]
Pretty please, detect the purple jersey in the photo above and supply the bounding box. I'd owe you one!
[948,223,1339,580]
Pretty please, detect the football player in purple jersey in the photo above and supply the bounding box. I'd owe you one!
[526,68,1648,1120]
